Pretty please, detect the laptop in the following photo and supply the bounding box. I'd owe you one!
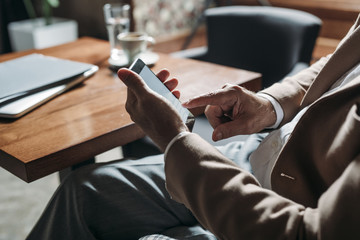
[0,54,98,118]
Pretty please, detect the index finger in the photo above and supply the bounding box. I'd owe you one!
[156,69,170,83]
[182,89,228,109]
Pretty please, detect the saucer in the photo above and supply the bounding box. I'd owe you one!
[108,51,159,71]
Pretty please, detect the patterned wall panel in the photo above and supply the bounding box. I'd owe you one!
[133,0,206,37]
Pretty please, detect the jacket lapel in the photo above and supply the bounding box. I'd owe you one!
[301,20,360,107]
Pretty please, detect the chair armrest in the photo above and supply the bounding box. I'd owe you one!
[285,62,309,78]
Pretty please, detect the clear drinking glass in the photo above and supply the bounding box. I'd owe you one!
[103,3,130,60]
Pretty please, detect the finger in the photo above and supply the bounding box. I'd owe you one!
[212,120,245,141]
[222,83,235,89]
[182,89,228,109]
[117,68,148,95]
[205,106,231,129]
[163,78,179,91]
[156,69,170,83]
[205,105,226,129]
[172,89,180,99]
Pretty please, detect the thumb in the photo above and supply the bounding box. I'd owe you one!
[117,68,148,95]
[212,120,242,141]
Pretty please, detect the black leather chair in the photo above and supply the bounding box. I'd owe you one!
[172,6,322,88]
[122,6,322,158]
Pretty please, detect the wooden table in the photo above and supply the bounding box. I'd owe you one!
[0,37,261,182]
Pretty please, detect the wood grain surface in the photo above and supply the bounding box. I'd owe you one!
[0,37,261,182]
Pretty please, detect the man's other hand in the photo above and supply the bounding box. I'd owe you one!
[183,84,276,141]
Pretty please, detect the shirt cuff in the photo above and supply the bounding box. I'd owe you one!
[257,93,284,129]
[164,131,192,159]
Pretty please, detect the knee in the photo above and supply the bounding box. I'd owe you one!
[61,161,141,196]
[59,162,117,197]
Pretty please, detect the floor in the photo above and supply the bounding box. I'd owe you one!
[0,147,123,240]
[0,168,58,240]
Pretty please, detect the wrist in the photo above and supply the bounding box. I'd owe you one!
[157,124,189,152]
[164,131,192,159]
[263,99,277,128]
[257,93,283,129]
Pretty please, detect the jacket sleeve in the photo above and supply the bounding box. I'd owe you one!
[164,133,360,240]
[259,13,360,126]
[260,55,329,125]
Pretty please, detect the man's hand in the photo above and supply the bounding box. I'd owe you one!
[118,68,189,152]
[183,84,276,141]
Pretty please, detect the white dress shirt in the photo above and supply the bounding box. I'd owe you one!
[251,62,360,189]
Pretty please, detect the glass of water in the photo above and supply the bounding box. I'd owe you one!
[103,3,130,60]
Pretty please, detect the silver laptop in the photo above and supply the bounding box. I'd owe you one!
[0,54,98,118]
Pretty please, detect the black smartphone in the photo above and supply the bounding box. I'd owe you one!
[129,58,194,131]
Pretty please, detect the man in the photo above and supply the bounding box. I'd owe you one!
[27,14,360,240]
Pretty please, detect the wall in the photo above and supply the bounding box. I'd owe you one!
[52,0,206,43]
[268,0,360,39]
[231,0,360,40]
[133,0,205,38]
[53,0,133,40]
[3,0,356,54]
[1,0,207,54]
[0,0,29,54]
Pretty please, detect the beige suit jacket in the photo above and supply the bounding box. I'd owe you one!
[165,14,360,240]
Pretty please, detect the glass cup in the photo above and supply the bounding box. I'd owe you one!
[118,32,155,65]
[103,3,130,60]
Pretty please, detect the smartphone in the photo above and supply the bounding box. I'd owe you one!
[129,58,194,131]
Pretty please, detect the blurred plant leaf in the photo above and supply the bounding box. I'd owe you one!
[47,0,60,8]
[23,0,37,19]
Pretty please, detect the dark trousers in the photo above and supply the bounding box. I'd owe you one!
[26,134,265,240]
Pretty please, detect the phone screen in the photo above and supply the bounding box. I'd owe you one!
[130,58,194,129]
